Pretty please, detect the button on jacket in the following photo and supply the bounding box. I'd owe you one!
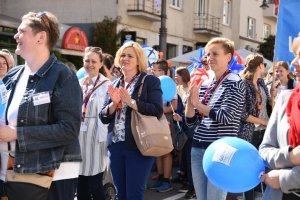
[3,54,82,174]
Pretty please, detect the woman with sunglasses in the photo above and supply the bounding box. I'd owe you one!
[0,11,82,200]
[77,46,111,200]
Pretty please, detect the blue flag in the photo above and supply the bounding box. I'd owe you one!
[274,0,300,62]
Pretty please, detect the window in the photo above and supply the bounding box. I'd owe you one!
[223,0,231,25]
[182,45,192,54]
[247,17,256,39]
[136,37,146,45]
[197,0,206,17]
[167,43,177,59]
[171,0,182,9]
[263,24,271,38]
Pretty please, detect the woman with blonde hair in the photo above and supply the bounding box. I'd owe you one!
[0,49,14,79]
[100,41,163,200]
[186,37,246,200]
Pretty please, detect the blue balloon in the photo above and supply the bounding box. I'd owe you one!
[230,63,244,74]
[203,137,265,193]
[76,67,86,80]
[159,75,176,102]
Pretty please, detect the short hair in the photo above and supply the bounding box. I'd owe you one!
[0,49,14,70]
[205,37,235,60]
[22,11,60,50]
[175,67,190,84]
[114,42,147,73]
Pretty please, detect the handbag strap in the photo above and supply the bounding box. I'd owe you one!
[137,74,148,100]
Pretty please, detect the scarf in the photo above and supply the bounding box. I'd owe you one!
[286,83,300,147]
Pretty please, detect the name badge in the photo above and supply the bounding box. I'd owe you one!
[0,84,8,104]
[32,91,51,106]
[80,122,88,132]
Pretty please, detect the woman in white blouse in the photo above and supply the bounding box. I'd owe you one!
[77,47,111,200]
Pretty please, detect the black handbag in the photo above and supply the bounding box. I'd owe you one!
[5,170,53,200]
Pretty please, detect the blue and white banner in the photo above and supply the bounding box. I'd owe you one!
[274,0,300,62]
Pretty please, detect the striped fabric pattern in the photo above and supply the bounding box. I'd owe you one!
[187,73,246,145]
[79,75,111,176]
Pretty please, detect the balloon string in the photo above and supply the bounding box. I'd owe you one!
[260,181,264,199]
[170,103,181,129]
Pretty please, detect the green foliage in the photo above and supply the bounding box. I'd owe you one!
[93,16,125,56]
[257,35,275,61]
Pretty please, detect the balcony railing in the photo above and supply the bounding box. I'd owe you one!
[127,0,161,22]
[193,13,221,35]
[263,1,277,19]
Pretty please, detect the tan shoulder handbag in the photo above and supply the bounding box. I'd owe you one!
[131,75,174,157]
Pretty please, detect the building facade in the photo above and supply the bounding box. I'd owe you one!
[0,0,277,60]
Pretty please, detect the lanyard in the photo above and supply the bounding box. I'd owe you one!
[201,70,230,105]
[117,74,138,119]
[256,80,263,115]
[82,75,100,121]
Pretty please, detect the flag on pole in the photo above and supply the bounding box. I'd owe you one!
[274,0,300,62]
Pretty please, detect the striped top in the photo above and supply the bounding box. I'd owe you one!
[186,72,246,148]
[79,74,111,176]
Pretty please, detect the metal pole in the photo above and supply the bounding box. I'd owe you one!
[159,0,167,59]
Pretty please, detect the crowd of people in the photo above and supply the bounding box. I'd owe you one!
[0,10,299,200]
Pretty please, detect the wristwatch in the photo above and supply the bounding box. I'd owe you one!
[130,99,136,106]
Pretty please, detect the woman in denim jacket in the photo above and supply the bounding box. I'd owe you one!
[100,41,163,200]
[0,11,82,200]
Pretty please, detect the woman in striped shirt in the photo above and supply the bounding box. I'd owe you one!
[185,37,246,200]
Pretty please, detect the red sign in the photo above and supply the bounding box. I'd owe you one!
[62,27,88,51]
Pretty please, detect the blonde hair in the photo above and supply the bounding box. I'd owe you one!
[22,11,59,50]
[0,49,14,70]
[114,42,147,73]
[205,37,235,60]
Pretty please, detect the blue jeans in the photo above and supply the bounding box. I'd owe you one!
[191,147,226,200]
[109,142,155,200]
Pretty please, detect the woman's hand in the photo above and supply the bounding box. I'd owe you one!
[190,82,201,109]
[119,87,131,106]
[0,125,17,142]
[173,113,182,122]
[261,170,281,189]
[108,85,121,106]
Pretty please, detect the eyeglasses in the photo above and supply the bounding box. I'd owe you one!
[85,46,102,53]
[36,11,50,33]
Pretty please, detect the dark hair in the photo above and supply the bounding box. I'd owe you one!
[176,67,190,84]
[241,54,264,81]
[153,59,169,75]
[103,53,114,70]
[22,11,60,50]
[275,61,294,80]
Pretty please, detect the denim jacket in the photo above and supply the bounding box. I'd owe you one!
[99,72,163,149]
[2,54,82,174]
